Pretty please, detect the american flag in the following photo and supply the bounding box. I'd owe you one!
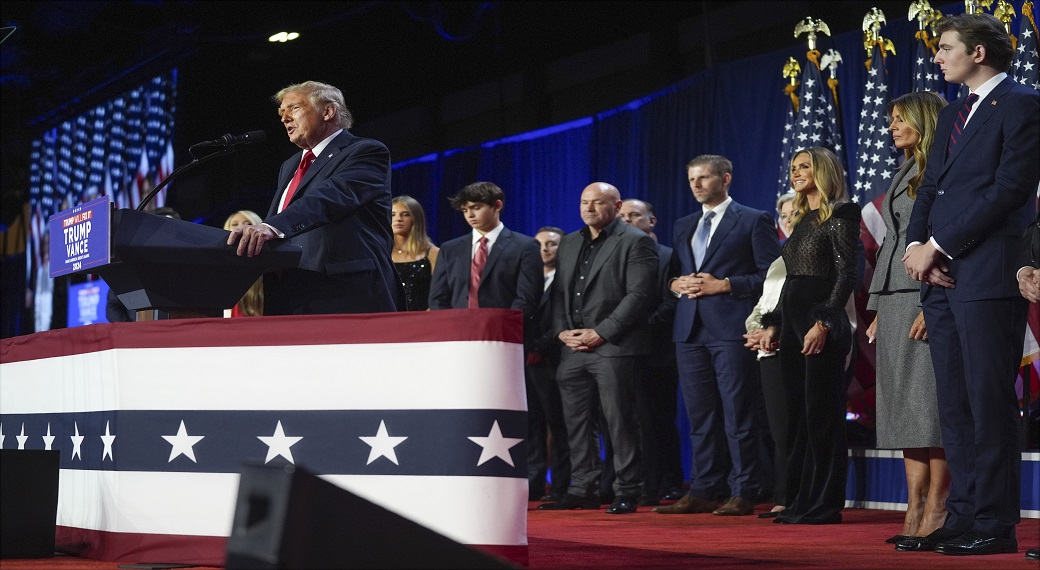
[852,43,899,205]
[776,67,799,198]
[1012,1,1039,90]
[911,30,945,92]
[777,50,845,195]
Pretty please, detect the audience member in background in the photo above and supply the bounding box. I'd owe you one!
[428,181,541,316]
[864,91,949,545]
[106,206,181,322]
[538,182,657,514]
[223,210,265,317]
[526,226,571,502]
[227,80,402,315]
[900,13,1038,556]
[755,147,859,525]
[741,191,795,519]
[655,155,779,517]
[617,198,685,505]
[391,195,439,311]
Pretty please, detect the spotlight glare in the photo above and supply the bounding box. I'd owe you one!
[268,32,299,43]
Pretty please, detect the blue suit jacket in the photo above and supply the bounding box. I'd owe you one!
[907,76,1040,301]
[671,200,780,342]
[264,131,400,312]
[428,227,542,317]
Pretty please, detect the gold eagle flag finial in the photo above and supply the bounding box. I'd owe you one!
[794,17,831,52]
[862,8,896,61]
[909,0,934,31]
[994,0,1017,46]
[964,0,995,14]
[782,57,801,114]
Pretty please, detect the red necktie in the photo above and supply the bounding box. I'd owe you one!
[279,150,315,212]
[468,236,488,308]
[947,93,978,156]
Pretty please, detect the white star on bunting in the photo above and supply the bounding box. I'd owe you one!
[359,420,408,466]
[43,423,55,450]
[468,420,522,467]
[258,420,302,464]
[100,421,116,461]
[71,422,84,460]
[162,420,205,463]
[17,423,28,450]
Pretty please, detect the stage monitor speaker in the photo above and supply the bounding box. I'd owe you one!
[225,463,516,569]
[0,449,60,559]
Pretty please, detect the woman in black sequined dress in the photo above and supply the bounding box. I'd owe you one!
[391,196,439,311]
[757,147,860,524]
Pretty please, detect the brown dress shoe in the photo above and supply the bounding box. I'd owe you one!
[651,494,717,514]
[712,496,755,516]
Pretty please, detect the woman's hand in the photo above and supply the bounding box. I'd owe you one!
[753,326,779,353]
[802,321,828,355]
[909,311,927,341]
[866,315,877,344]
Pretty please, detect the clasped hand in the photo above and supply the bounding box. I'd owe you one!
[227,224,276,257]
[559,329,604,351]
[1018,267,1040,303]
[672,273,726,298]
[902,243,954,288]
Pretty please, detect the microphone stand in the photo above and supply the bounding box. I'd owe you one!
[136,145,236,212]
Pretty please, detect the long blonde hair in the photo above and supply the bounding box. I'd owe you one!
[887,91,947,198]
[392,195,434,257]
[789,147,848,227]
[223,210,264,316]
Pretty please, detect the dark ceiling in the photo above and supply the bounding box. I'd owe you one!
[0,0,921,225]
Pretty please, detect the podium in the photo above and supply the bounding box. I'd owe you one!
[91,208,302,318]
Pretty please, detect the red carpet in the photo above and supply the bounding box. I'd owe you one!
[2,504,1037,569]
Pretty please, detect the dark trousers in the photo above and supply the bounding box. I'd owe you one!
[557,350,642,498]
[922,288,1026,538]
[526,358,571,499]
[775,277,848,523]
[634,358,684,498]
[676,324,769,500]
[759,353,789,505]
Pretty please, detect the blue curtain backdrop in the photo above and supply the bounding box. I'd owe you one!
[390,1,1008,247]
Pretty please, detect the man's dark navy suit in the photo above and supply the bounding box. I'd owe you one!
[906,75,1040,539]
[264,131,401,315]
[428,227,541,315]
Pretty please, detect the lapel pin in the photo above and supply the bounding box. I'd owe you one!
[991,100,997,105]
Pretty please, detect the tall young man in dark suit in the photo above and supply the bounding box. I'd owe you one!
[428,181,541,316]
[538,182,657,514]
[901,13,1040,556]
[227,80,401,315]
[654,155,780,517]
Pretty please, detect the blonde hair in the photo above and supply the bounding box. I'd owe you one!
[222,209,262,230]
[887,91,947,198]
[392,195,435,257]
[223,210,264,316]
[273,81,353,129]
[789,147,847,226]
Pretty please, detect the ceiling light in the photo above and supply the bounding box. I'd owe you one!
[268,32,300,43]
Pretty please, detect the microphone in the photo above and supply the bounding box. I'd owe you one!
[190,130,267,150]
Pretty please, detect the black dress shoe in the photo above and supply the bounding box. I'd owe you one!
[661,488,686,501]
[757,510,780,519]
[1025,548,1039,560]
[536,492,600,510]
[934,530,1017,556]
[894,527,964,552]
[605,495,638,514]
[885,534,913,544]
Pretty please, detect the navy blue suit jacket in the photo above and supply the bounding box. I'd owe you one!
[264,131,400,312]
[907,76,1040,301]
[671,200,780,342]
[428,227,542,317]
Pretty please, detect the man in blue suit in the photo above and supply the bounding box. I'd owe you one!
[653,155,780,517]
[228,80,401,315]
[428,181,541,316]
[901,13,1040,556]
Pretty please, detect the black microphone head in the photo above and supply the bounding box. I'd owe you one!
[240,130,266,145]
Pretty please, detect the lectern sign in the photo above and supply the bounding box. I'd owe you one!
[49,196,111,278]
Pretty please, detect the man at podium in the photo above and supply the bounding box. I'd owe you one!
[227,80,401,315]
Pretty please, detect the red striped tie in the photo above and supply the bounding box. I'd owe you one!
[468,236,488,308]
[947,93,979,156]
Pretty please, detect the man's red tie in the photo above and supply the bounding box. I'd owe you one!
[279,150,315,212]
[947,93,979,156]
[468,236,488,308]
